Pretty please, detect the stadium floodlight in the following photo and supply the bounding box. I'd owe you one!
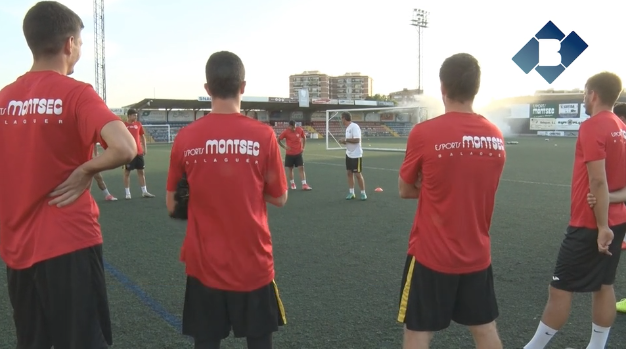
[324,106,429,152]
[410,9,429,94]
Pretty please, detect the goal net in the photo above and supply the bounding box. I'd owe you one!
[142,124,179,144]
[325,106,429,152]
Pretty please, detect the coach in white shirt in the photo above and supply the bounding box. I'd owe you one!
[339,112,367,201]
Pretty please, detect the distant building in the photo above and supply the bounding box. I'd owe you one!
[389,88,423,105]
[289,71,330,99]
[329,72,373,100]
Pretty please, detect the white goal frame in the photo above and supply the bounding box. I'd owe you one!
[325,106,422,152]
[143,124,173,143]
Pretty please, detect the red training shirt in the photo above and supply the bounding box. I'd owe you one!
[279,126,306,155]
[125,121,144,154]
[167,113,287,292]
[0,71,121,269]
[399,112,506,274]
[569,111,626,229]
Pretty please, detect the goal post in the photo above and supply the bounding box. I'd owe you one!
[143,124,174,143]
[324,106,428,152]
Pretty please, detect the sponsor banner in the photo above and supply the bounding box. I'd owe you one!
[268,97,297,103]
[298,89,309,108]
[140,110,167,123]
[291,111,304,120]
[558,103,579,118]
[311,111,325,121]
[379,112,395,121]
[537,131,565,136]
[531,103,558,118]
[198,96,211,101]
[529,117,556,130]
[168,110,194,122]
[509,104,530,118]
[555,117,583,130]
[355,100,377,106]
[312,98,338,104]
[351,112,364,121]
[242,96,269,102]
[338,99,354,105]
[377,101,395,107]
[365,112,380,122]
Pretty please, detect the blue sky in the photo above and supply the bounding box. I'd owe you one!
[0,0,624,108]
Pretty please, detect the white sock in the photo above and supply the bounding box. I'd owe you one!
[349,188,354,194]
[361,190,366,194]
[586,323,610,349]
[623,235,626,243]
[524,321,557,349]
[125,188,130,196]
[290,180,295,184]
[301,180,306,185]
[102,189,110,197]
[141,186,148,193]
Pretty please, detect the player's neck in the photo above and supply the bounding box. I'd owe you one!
[444,101,474,114]
[590,105,612,117]
[30,58,69,75]
[210,98,241,115]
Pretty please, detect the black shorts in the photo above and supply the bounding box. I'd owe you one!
[125,155,145,171]
[551,223,626,292]
[284,153,304,168]
[182,276,286,340]
[345,156,362,173]
[6,244,112,349]
[397,255,498,331]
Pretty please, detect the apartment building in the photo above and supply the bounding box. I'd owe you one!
[329,72,373,100]
[289,71,330,99]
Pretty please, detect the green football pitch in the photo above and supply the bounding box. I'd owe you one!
[1,136,626,348]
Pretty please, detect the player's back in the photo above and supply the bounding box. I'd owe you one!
[411,112,506,273]
[174,113,283,290]
[0,71,103,269]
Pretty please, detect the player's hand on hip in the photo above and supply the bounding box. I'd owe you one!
[286,147,291,151]
[597,226,614,255]
[587,193,597,207]
[48,165,94,207]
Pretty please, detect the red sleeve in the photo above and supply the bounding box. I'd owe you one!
[579,121,606,162]
[166,132,185,191]
[139,123,145,136]
[75,85,122,147]
[399,126,424,184]
[299,128,306,137]
[264,131,288,198]
[278,130,286,140]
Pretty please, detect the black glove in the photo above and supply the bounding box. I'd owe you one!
[170,173,189,220]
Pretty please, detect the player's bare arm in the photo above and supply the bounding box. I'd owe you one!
[587,159,613,254]
[166,191,176,215]
[141,134,147,155]
[398,175,421,199]
[345,137,360,144]
[587,187,626,206]
[301,136,306,151]
[277,138,289,151]
[49,121,136,207]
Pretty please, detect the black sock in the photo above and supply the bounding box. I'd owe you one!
[246,333,273,349]
[194,338,221,349]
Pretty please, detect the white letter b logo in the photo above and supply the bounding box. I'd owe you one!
[538,39,562,66]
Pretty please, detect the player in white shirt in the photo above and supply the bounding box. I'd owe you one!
[339,112,367,200]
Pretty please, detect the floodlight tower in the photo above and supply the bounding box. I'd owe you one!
[94,0,106,102]
[410,9,429,94]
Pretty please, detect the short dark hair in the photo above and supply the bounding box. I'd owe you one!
[614,103,626,118]
[586,72,623,106]
[23,1,84,59]
[205,51,245,99]
[341,112,352,121]
[127,109,138,116]
[288,120,295,126]
[439,53,481,103]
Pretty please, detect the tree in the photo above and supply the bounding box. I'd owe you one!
[365,94,397,105]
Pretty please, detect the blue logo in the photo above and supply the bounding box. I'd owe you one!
[512,21,588,84]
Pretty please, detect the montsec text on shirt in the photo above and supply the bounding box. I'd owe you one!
[184,139,261,157]
[435,136,505,151]
[1,99,63,116]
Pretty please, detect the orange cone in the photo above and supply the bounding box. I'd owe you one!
[375,187,383,192]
